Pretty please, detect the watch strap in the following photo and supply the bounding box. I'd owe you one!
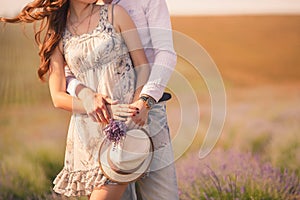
[139,95,148,102]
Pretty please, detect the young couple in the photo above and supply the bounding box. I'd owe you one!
[1,0,179,199]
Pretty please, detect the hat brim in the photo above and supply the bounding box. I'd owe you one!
[99,129,154,184]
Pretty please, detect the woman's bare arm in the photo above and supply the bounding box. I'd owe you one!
[48,43,86,113]
[113,5,151,126]
[112,5,150,99]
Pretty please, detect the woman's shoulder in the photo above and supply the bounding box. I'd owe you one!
[109,3,134,29]
[110,4,128,16]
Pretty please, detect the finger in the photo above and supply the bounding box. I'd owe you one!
[102,106,111,123]
[128,104,140,111]
[126,106,140,114]
[122,104,139,114]
[93,111,103,123]
[95,99,110,123]
[96,109,106,124]
[104,96,118,105]
[107,104,113,116]
[110,105,135,117]
[117,104,139,115]
[125,118,134,129]
[115,111,136,117]
[112,115,127,121]
[96,115,103,123]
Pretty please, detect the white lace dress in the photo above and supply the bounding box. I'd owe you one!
[53,5,136,196]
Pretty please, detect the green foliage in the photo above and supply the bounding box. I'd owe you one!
[28,149,64,185]
[272,133,300,175]
[250,132,271,154]
[0,154,48,199]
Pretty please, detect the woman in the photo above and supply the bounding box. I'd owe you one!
[67,1,180,199]
[1,0,150,199]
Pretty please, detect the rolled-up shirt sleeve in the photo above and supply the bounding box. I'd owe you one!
[140,0,177,102]
[65,66,81,97]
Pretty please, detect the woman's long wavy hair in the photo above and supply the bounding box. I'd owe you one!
[0,0,69,81]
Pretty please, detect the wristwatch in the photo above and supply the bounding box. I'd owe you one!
[139,95,156,109]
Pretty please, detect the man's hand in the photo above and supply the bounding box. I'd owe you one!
[78,88,116,124]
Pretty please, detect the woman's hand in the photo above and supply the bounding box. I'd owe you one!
[127,99,149,127]
[106,99,149,127]
[107,103,139,122]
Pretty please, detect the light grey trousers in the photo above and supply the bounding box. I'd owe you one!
[121,102,179,200]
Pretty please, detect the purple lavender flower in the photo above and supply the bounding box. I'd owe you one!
[103,119,127,144]
[177,149,300,200]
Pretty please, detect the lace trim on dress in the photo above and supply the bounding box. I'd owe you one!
[53,167,108,197]
[62,5,110,48]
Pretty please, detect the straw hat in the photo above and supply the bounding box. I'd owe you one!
[99,128,154,183]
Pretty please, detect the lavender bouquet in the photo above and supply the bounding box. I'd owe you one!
[103,119,127,144]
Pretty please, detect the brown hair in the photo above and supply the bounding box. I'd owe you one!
[0,0,69,81]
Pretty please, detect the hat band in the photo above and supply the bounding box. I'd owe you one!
[107,150,146,175]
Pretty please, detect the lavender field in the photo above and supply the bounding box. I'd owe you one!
[1,15,300,199]
[177,149,299,200]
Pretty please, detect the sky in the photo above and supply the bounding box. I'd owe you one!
[1,0,300,17]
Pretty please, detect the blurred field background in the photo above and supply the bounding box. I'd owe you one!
[0,15,300,199]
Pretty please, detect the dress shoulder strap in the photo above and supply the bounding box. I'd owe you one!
[99,4,109,23]
[111,4,115,26]
[99,4,115,25]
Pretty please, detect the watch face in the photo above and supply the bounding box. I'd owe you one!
[147,98,156,108]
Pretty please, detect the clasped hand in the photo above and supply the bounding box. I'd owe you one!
[109,99,149,127]
[80,90,148,126]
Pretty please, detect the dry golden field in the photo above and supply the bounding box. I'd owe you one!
[171,15,300,86]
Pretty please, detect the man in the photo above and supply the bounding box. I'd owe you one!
[66,0,179,199]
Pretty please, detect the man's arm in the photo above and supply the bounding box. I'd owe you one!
[140,0,177,102]
[65,66,82,96]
